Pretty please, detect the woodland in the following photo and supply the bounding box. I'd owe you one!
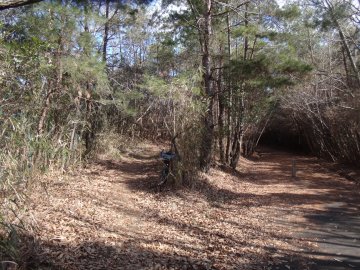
[0,0,360,269]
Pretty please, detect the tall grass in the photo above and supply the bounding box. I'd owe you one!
[0,114,85,261]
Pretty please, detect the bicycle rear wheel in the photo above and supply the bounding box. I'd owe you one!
[158,167,169,190]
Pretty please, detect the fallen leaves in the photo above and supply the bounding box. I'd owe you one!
[6,144,357,269]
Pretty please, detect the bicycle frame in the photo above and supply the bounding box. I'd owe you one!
[158,150,176,190]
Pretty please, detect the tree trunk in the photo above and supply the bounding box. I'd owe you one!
[229,128,242,169]
[102,0,110,63]
[82,15,96,157]
[37,85,52,135]
[217,47,225,163]
[229,92,244,169]
[225,13,232,164]
[199,0,214,172]
[229,3,248,169]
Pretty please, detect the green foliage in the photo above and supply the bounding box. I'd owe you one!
[229,52,311,89]
[141,75,168,97]
[0,1,112,259]
[313,1,353,31]
[63,55,109,95]
[276,58,313,74]
[275,4,301,20]
[229,57,270,79]
[232,25,259,39]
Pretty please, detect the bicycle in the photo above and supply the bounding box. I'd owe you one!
[157,150,176,191]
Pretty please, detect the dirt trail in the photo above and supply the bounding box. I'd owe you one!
[252,147,360,270]
[24,144,360,270]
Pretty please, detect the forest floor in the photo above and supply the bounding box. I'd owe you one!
[22,143,360,270]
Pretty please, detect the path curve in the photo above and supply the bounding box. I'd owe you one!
[252,147,360,270]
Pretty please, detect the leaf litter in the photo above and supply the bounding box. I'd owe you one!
[8,144,360,269]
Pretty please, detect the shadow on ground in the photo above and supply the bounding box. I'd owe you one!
[18,231,360,270]
[19,234,204,270]
[19,146,359,270]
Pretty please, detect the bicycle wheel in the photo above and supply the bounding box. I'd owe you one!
[157,167,169,192]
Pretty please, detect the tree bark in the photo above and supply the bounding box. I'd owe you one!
[102,0,110,63]
[229,91,244,169]
[0,0,42,10]
[37,85,52,135]
[229,2,248,169]
[225,13,232,164]
[217,45,225,163]
[199,0,214,172]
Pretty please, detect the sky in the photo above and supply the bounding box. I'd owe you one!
[147,0,291,32]
[277,0,286,7]
[150,0,290,14]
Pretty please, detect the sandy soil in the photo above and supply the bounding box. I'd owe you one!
[18,144,360,270]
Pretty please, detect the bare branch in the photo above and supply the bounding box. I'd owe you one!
[0,0,43,10]
[213,0,251,17]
